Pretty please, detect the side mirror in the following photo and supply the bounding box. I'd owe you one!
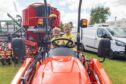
[98,39,111,62]
[80,19,87,28]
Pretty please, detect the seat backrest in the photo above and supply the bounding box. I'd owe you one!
[49,48,77,57]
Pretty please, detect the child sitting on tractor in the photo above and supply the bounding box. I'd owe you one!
[62,24,75,42]
[62,24,76,51]
[51,27,61,40]
[51,27,61,48]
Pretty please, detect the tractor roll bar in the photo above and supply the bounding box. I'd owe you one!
[77,0,82,58]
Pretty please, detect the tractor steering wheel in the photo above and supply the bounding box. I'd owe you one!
[52,38,74,48]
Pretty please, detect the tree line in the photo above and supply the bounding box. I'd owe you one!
[60,6,110,29]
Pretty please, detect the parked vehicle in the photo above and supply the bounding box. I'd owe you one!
[81,25,126,58]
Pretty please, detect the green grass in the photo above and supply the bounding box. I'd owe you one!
[0,52,126,84]
[85,52,126,84]
[0,63,20,84]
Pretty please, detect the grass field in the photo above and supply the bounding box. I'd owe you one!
[0,63,20,84]
[0,52,126,84]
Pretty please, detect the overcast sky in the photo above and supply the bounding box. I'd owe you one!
[0,0,126,25]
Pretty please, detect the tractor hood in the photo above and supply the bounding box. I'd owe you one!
[32,56,90,84]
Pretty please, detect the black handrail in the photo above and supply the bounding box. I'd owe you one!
[77,0,82,58]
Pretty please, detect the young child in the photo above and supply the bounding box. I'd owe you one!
[51,27,61,48]
[51,27,61,40]
[62,24,76,51]
[62,24,83,59]
[62,24,75,41]
[62,24,75,43]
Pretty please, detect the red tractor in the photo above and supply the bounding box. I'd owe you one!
[10,3,60,61]
[11,0,112,84]
[23,3,60,43]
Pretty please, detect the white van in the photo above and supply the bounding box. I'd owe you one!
[81,26,126,58]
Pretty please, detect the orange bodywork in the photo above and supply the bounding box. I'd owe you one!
[11,58,34,84]
[90,59,112,84]
[32,56,90,84]
[11,56,112,84]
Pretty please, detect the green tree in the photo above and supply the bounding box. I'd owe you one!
[89,6,110,25]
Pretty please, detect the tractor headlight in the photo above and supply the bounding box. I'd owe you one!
[115,40,125,47]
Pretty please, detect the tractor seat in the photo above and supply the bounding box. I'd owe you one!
[49,48,77,58]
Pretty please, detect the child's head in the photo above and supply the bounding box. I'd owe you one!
[52,27,61,37]
[64,24,71,34]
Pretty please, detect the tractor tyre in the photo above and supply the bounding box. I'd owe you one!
[98,39,111,57]
[79,43,85,52]
[12,38,26,62]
